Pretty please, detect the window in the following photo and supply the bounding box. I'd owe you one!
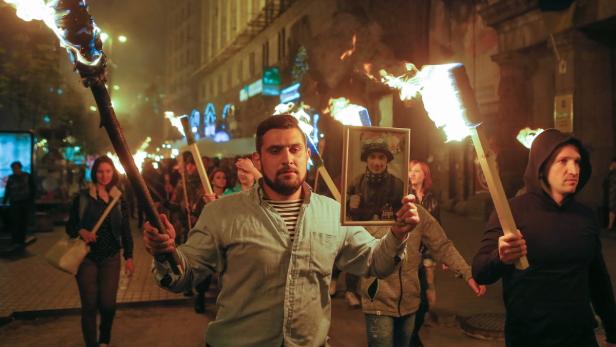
[262,41,269,68]
[227,69,232,90]
[249,51,256,76]
[278,28,286,62]
[238,60,244,83]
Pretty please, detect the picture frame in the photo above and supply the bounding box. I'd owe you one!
[341,126,410,226]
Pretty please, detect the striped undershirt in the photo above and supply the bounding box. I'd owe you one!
[265,199,303,242]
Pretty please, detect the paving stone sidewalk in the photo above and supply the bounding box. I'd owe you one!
[0,223,188,323]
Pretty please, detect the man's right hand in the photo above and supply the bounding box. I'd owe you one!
[143,214,177,256]
[79,229,97,244]
[349,194,361,209]
[498,230,527,264]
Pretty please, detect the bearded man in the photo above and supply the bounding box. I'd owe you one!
[144,115,421,347]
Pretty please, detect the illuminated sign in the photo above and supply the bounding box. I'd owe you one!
[204,103,216,138]
[280,82,301,103]
[239,87,249,102]
[248,79,263,97]
[263,67,280,96]
[184,103,233,143]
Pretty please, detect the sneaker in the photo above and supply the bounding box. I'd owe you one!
[344,291,361,308]
[329,278,337,296]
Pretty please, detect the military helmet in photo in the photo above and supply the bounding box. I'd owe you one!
[361,141,394,162]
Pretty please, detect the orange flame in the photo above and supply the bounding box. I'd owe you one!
[324,97,368,126]
[4,0,103,66]
[371,62,470,141]
[164,111,185,137]
[340,34,357,60]
[516,127,544,149]
[106,137,153,174]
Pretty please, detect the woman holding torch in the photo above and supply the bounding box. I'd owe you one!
[66,155,134,347]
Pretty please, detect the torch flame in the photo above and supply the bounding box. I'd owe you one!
[4,0,103,66]
[273,102,315,138]
[324,97,371,126]
[340,34,357,60]
[374,62,470,141]
[164,111,185,137]
[516,127,544,149]
[106,137,152,174]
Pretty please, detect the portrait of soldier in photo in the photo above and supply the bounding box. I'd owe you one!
[343,127,409,225]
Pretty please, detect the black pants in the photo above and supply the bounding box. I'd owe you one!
[76,253,121,347]
[8,202,30,245]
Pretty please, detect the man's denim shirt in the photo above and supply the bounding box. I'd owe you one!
[153,183,406,347]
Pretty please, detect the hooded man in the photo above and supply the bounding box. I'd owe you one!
[347,141,405,221]
[472,129,616,347]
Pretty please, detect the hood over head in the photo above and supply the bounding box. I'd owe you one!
[523,128,591,197]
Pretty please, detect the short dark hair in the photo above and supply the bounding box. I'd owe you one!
[255,115,306,153]
[91,155,120,189]
[10,161,22,170]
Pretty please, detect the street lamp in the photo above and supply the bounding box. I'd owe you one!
[100,32,127,97]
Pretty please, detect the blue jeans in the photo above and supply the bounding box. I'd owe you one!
[365,313,416,347]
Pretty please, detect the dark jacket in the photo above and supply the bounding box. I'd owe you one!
[472,129,616,346]
[3,172,35,204]
[415,189,440,223]
[66,186,133,260]
[347,171,404,221]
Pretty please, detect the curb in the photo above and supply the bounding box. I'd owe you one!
[0,297,196,327]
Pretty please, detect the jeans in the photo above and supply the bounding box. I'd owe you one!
[76,253,121,347]
[365,313,416,347]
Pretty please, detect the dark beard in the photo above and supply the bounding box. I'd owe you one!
[263,170,304,196]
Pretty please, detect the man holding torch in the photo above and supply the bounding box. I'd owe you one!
[472,129,616,347]
[144,115,421,347]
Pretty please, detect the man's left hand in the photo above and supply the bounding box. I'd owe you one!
[391,194,420,240]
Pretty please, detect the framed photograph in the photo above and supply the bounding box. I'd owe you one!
[341,126,410,226]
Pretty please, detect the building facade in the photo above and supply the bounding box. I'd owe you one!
[163,0,616,215]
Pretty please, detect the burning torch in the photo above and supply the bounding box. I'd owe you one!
[5,0,180,273]
[274,103,344,202]
[378,63,529,270]
[179,115,214,196]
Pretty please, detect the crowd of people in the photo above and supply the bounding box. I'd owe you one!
[59,114,616,347]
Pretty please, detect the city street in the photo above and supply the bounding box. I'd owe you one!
[1,210,614,346]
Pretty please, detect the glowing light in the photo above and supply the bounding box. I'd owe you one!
[516,127,545,149]
[4,0,104,66]
[113,85,120,91]
[89,105,97,112]
[117,35,127,43]
[100,31,109,42]
[106,137,152,174]
[171,148,179,157]
[324,97,371,126]
[164,111,185,136]
[340,33,356,60]
[373,62,471,142]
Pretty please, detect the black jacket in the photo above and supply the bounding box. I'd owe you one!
[472,129,616,346]
[66,186,133,260]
